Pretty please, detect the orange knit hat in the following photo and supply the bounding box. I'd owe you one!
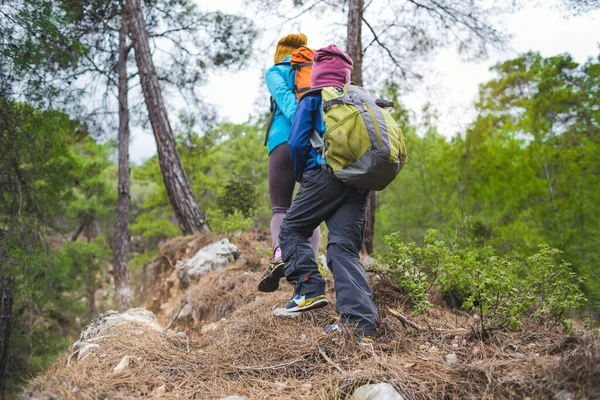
[274,33,308,63]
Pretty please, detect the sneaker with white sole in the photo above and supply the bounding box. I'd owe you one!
[285,294,329,312]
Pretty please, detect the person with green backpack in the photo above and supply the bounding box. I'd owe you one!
[278,44,408,342]
[258,33,321,293]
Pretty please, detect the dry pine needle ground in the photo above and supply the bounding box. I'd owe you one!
[25,232,600,399]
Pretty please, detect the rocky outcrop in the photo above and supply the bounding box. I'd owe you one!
[79,308,162,341]
[176,238,239,286]
[71,308,162,362]
[353,383,405,400]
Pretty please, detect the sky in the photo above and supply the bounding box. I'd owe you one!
[129,0,600,163]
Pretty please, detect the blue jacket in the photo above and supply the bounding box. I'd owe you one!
[288,92,326,182]
[265,55,297,154]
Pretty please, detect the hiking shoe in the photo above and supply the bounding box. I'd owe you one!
[323,323,375,345]
[285,294,329,312]
[258,257,285,292]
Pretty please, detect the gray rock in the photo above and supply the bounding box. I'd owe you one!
[70,308,162,364]
[76,343,100,361]
[555,389,573,400]
[362,255,377,268]
[444,353,458,365]
[176,239,239,285]
[79,308,162,341]
[219,397,247,400]
[353,383,405,400]
[272,308,301,319]
[175,331,187,339]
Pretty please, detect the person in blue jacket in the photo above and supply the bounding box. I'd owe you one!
[258,33,320,293]
[278,44,380,342]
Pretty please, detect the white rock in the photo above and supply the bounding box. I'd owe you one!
[76,343,100,361]
[80,308,163,341]
[444,353,458,365]
[178,302,193,319]
[113,356,131,373]
[272,308,301,319]
[555,389,573,400]
[353,383,405,400]
[201,322,219,334]
[153,385,167,396]
[176,239,239,285]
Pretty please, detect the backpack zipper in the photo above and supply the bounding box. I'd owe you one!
[363,100,382,149]
[323,109,360,138]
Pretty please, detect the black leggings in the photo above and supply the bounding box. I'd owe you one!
[268,143,295,214]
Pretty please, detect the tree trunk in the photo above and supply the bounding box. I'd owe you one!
[347,0,363,86]
[113,3,133,312]
[0,276,14,400]
[126,0,209,235]
[346,0,376,254]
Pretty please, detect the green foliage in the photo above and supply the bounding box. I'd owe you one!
[379,231,587,331]
[379,230,444,315]
[0,100,115,393]
[524,246,587,327]
[378,51,600,307]
[131,119,269,248]
[218,173,258,218]
[206,208,254,234]
[209,207,254,234]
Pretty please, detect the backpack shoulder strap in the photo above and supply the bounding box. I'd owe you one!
[298,88,322,103]
[264,96,277,146]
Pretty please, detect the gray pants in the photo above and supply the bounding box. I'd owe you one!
[279,169,380,337]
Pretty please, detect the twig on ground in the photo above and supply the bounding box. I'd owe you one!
[386,306,422,330]
[317,345,345,374]
[232,355,307,371]
[165,300,185,330]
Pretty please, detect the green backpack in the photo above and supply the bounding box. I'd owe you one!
[310,83,409,191]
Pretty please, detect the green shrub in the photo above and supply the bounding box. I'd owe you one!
[217,174,258,218]
[207,208,254,234]
[379,230,587,332]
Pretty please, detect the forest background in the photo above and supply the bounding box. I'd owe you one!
[1,0,599,397]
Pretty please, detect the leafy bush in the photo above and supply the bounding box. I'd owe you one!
[379,230,587,332]
[217,174,258,218]
[379,230,443,315]
[207,208,254,234]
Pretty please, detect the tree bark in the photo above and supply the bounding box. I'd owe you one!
[0,276,14,400]
[346,0,376,254]
[113,3,133,312]
[126,0,209,235]
[347,0,363,86]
